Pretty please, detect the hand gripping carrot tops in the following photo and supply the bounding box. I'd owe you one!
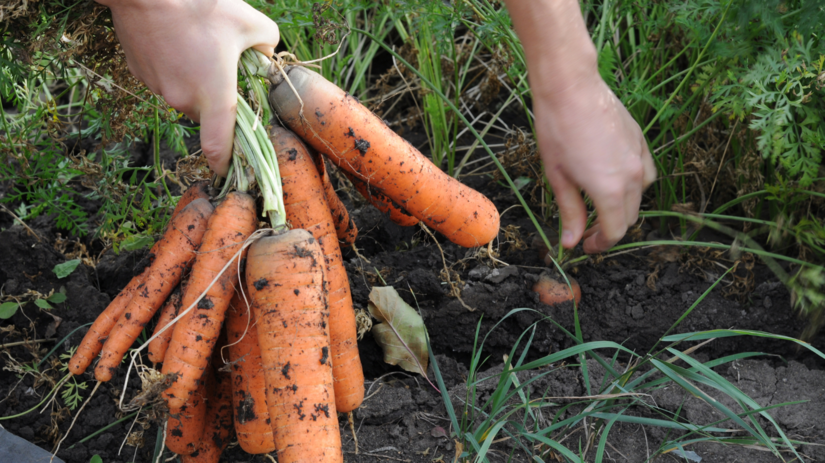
[268,65,500,248]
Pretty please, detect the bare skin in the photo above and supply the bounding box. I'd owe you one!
[99,0,654,253]
[503,0,656,253]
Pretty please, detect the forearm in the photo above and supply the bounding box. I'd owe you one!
[503,0,598,99]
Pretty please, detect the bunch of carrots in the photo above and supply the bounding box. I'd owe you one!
[66,50,500,462]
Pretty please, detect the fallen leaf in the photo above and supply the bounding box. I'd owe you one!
[368,286,429,377]
[53,259,81,279]
[430,426,448,439]
[453,439,464,463]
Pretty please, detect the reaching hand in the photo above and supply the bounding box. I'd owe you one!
[97,0,280,176]
[534,71,656,254]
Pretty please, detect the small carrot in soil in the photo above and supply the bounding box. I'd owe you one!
[162,191,258,411]
[147,287,183,364]
[225,287,276,454]
[182,340,235,462]
[312,152,358,246]
[341,168,419,227]
[166,366,209,456]
[532,272,582,306]
[92,199,214,382]
[269,66,500,248]
[246,229,343,463]
[271,126,364,413]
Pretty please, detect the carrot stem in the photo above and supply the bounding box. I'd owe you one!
[234,93,286,228]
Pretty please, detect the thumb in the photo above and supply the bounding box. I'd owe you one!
[199,91,237,178]
[546,165,587,249]
[239,4,280,58]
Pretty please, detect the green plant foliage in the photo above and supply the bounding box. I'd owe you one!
[0,302,20,319]
[53,259,81,279]
[670,0,825,187]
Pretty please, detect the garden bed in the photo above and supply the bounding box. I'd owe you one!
[1,171,823,462]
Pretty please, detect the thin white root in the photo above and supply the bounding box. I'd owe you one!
[119,228,273,410]
[349,411,359,454]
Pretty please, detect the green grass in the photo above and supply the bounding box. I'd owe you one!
[429,269,824,461]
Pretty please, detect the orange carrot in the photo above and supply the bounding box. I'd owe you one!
[166,366,209,456]
[533,273,582,306]
[147,287,183,364]
[269,66,500,248]
[225,287,276,454]
[312,152,358,246]
[69,185,211,376]
[170,181,211,223]
[341,168,419,227]
[245,229,343,463]
[271,126,364,413]
[92,199,214,382]
[162,191,258,411]
[182,342,235,462]
[69,262,152,376]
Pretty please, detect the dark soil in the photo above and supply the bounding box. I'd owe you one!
[1,150,824,463]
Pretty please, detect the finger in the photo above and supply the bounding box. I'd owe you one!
[582,221,600,241]
[624,179,642,226]
[640,136,657,189]
[546,165,587,249]
[239,4,280,57]
[583,189,627,254]
[198,79,238,177]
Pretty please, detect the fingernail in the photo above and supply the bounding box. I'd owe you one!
[562,229,573,247]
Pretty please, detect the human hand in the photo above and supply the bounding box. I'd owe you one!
[534,71,656,254]
[97,0,280,176]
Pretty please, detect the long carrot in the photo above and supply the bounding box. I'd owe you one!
[147,287,182,364]
[166,366,209,456]
[225,286,276,454]
[162,191,258,411]
[246,229,343,463]
[312,152,358,246]
[170,180,211,222]
[93,199,214,382]
[269,66,500,248]
[271,126,364,413]
[340,168,420,227]
[69,183,210,376]
[182,340,235,462]
[68,262,151,376]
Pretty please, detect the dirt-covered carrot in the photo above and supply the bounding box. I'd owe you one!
[225,287,276,454]
[269,66,500,248]
[166,366,209,456]
[170,181,211,222]
[69,185,212,376]
[341,168,420,227]
[271,126,364,413]
[533,273,582,306]
[162,191,258,411]
[92,199,214,382]
[246,229,343,463]
[182,342,235,462]
[147,287,182,364]
[68,263,151,376]
[312,152,358,246]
